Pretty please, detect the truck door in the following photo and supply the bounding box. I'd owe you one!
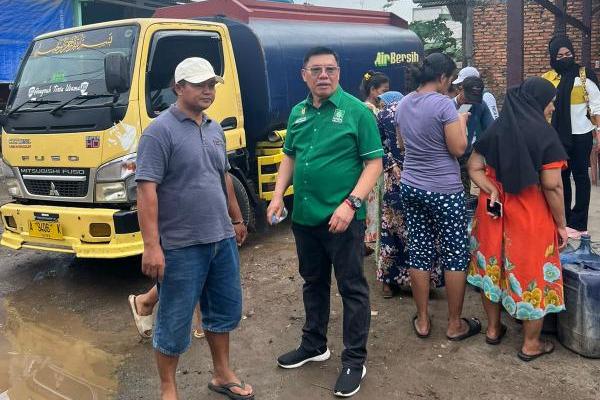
[138,26,245,152]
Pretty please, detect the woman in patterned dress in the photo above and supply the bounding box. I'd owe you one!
[376,91,444,297]
[467,77,568,361]
[361,71,390,254]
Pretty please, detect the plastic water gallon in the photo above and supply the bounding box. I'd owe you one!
[557,235,600,358]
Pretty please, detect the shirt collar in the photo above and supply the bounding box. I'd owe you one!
[168,104,212,125]
[306,86,344,108]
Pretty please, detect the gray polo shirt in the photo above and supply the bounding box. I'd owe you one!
[135,104,235,250]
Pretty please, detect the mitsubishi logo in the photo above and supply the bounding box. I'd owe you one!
[49,182,60,197]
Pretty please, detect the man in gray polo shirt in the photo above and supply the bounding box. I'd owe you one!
[136,57,254,400]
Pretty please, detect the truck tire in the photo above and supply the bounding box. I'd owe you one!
[231,174,256,232]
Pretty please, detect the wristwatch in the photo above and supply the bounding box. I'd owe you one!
[345,195,362,211]
[232,220,245,225]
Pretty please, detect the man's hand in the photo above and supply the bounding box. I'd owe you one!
[328,201,355,233]
[234,223,248,246]
[266,195,285,225]
[142,244,165,281]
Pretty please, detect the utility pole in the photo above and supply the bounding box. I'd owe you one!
[464,0,474,66]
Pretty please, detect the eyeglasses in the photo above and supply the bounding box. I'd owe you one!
[303,66,340,78]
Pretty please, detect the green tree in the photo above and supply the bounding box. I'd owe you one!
[409,17,462,59]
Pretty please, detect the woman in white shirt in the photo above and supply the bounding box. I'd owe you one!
[543,35,600,239]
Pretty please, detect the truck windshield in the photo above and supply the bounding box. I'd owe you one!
[8,25,138,112]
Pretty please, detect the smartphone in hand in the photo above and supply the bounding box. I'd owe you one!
[458,103,473,114]
[486,198,502,218]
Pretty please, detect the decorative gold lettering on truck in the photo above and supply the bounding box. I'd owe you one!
[374,51,420,67]
[34,33,113,57]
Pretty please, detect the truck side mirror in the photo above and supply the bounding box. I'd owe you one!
[104,52,130,94]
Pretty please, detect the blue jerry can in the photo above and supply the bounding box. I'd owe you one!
[557,235,600,358]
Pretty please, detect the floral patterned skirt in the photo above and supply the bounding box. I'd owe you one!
[467,164,566,320]
[377,171,444,289]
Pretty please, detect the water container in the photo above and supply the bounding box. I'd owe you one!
[557,235,600,357]
[559,235,600,267]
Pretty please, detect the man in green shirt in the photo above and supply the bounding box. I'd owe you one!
[267,47,383,398]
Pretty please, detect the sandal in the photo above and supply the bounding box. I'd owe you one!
[446,317,481,341]
[382,283,394,299]
[193,329,205,339]
[208,381,255,400]
[128,295,154,338]
[412,314,431,339]
[517,340,555,362]
[485,324,507,345]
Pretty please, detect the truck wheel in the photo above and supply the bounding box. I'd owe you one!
[231,174,256,232]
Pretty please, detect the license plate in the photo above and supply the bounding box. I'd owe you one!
[29,220,63,240]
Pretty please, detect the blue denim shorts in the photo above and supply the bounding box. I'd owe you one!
[153,237,242,356]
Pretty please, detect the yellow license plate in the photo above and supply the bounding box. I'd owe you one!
[29,220,63,240]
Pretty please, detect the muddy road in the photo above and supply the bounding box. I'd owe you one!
[0,186,599,399]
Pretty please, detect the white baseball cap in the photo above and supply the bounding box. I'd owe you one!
[452,66,480,85]
[174,57,224,85]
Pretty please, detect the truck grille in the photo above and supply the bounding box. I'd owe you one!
[24,179,88,197]
[19,167,90,198]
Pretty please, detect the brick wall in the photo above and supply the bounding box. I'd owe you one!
[473,0,600,105]
[473,2,507,103]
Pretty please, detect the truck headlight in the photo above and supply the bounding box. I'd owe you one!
[96,182,127,202]
[95,154,136,202]
[1,158,23,198]
[96,154,136,182]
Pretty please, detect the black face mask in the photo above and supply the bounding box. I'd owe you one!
[555,56,575,73]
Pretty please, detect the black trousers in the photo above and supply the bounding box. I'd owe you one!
[291,219,370,368]
[562,132,593,231]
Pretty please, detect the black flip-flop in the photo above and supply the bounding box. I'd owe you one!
[485,324,508,345]
[208,381,255,400]
[447,317,481,341]
[382,284,394,299]
[412,314,431,339]
[517,340,555,362]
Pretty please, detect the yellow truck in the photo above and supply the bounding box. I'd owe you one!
[0,2,422,258]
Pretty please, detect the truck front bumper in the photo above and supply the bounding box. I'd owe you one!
[0,203,143,258]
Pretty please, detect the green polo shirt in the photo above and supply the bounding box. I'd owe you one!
[283,87,383,226]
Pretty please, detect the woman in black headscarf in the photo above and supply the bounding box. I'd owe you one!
[467,77,568,361]
[543,35,600,239]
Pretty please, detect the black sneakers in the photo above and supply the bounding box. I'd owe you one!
[277,346,331,369]
[334,365,366,397]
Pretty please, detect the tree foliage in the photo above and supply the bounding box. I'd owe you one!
[382,1,462,60]
[409,17,462,59]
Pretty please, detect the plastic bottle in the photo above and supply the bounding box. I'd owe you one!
[270,207,288,225]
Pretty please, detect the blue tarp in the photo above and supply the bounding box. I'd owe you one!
[0,0,73,83]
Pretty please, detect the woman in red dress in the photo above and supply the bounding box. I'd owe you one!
[467,77,568,361]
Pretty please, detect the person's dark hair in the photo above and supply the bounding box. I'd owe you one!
[406,53,456,91]
[359,70,390,100]
[303,46,339,67]
[461,76,484,104]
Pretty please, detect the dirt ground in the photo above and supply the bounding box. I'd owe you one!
[0,183,599,399]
